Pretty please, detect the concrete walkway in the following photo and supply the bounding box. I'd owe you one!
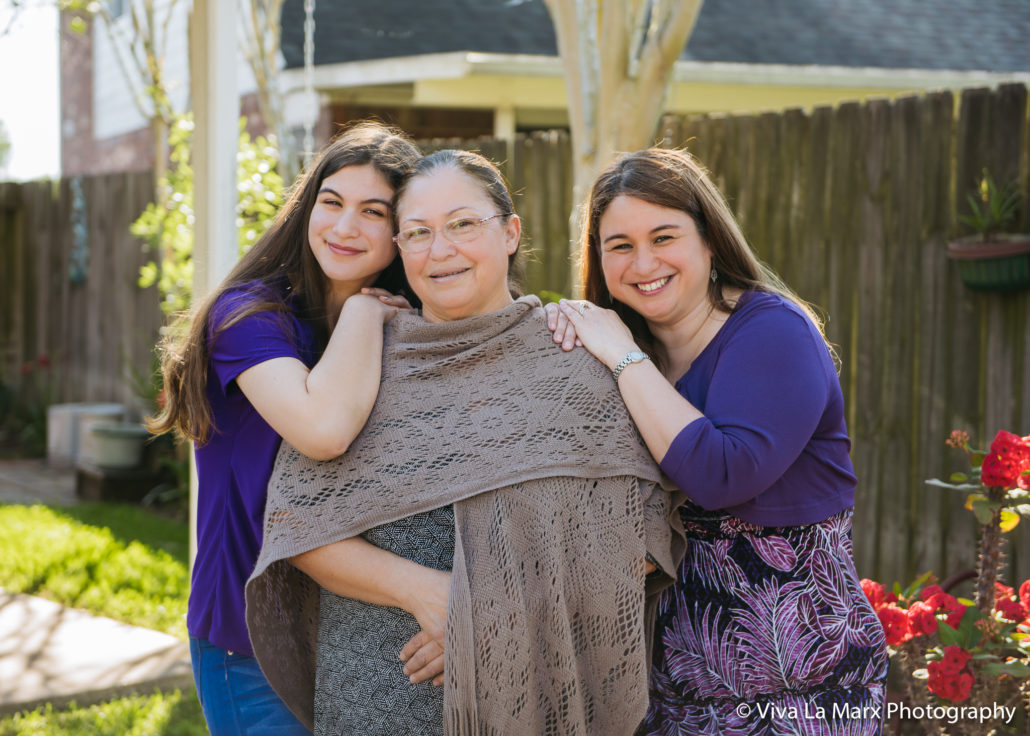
[0,459,193,714]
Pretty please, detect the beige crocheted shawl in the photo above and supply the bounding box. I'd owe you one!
[246,296,684,734]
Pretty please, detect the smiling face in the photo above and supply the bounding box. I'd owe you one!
[599,194,713,329]
[395,165,520,323]
[307,163,397,304]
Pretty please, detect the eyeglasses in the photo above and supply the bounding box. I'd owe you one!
[393,213,510,253]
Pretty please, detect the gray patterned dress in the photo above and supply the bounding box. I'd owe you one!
[314,506,455,736]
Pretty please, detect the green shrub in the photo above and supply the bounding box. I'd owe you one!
[0,689,206,736]
[0,504,188,638]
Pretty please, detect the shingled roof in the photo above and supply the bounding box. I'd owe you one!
[281,0,1030,73]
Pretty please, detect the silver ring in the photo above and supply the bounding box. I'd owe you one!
[578,302,588,315]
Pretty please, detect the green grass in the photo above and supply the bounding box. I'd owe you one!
[0,503,205,733]
[0,689,205,736]
[0,503,189,638]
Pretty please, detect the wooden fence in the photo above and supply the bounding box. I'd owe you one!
[0,172,161,416]
[660,84,1030,588]
[2,85,1028,587]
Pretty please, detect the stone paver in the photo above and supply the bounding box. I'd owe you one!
[0,459,77,505]
[0,592,193,714]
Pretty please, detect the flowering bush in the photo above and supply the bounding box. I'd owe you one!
[862,430,1030,734]
[0,353,56,457]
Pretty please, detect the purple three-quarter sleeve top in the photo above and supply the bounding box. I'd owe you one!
[658,290,857,527]
[187,283,317,656]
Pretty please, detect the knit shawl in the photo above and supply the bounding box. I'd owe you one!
[246,296,684,735]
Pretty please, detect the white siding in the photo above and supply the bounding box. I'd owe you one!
[93,0,257,140]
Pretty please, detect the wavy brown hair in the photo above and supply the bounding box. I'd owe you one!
[148,121,420,443]
[581,147,832,370]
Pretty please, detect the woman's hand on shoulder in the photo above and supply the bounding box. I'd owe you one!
[556,299,640,371]
[543,301,582,351]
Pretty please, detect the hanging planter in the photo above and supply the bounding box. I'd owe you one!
[947,235,1030,292]
[949,170,1030,292]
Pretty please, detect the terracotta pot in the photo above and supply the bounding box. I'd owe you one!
[946,235,1030,292]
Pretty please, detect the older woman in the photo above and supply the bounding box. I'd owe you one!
[245,150,684,735]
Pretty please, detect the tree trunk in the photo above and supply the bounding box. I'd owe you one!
[543,0,704,295]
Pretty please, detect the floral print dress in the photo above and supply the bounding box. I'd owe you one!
[640,502,888,736]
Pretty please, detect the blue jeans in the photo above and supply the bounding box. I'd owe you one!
[190,636,311,735]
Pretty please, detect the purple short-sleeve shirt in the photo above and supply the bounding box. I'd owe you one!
[187,284,317,655]
[659,290,857,526]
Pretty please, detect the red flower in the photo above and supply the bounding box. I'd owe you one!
[940,645,972,674]
[995,596,1026,622]
[20,362,32,377]
[953,669,974,701]
[930,659,975,703]
[920,584,945,602]
[878,604,911,645]
[1019,580,1030,610]
[861,579,886,610]
[35,353,50,369]
[907,601,938,636]
[946,603,968,630]
[925,591,958,614]
[981,430,1030,489]
[995,581,1015,599]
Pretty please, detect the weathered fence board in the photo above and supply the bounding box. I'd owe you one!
[0,173,159,416]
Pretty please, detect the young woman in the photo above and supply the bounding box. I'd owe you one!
[148,122,420,734]
[550,148,888,734]
[245,150,684,735]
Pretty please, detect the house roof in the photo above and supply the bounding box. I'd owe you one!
[281,0,1030,74]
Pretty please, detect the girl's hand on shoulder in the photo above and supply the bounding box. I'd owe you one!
[557,300,640,371]
[344,288,411,323]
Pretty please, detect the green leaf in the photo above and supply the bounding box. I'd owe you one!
[903,571,934,599]
[982,661,1030,678]
[926,479,982,491]
[950,472,970,482]
[971,498,999,525]
[965,493,987,509]
[937,620,960,647]
[957,606,985,649]
[970,452,987,467]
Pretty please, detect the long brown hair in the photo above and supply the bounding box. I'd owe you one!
[148,121,420,443]
[393,149,525,294]
[581,147,831,369]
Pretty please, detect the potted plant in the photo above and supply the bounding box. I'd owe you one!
[947,169,1030,292]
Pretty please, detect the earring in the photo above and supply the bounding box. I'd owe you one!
[710,266,718,283]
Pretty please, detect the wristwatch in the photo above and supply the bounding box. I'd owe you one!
[612,350,650,381]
